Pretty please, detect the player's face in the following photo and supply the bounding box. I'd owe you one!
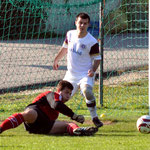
[61,87,72,103]
[75,17,89,33]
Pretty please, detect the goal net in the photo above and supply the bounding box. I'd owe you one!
[0,0,148,120]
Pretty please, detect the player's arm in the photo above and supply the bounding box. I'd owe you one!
[53,101,85,124]
[88,59,100,77]
[53,32,68,70]
[46,92,84,123]
[92,59,100,72]
[88,43,101,77]
[53,47,67,70]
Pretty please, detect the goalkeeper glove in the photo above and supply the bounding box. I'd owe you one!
[71,114,85,124]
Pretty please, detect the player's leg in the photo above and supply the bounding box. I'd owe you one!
[80,77,103,128]
[63,72,80,97]
[70,82,79,97]
[49,120,98,136]
[0,107,37,134]
[49,120,85,135]
[49,120,69,134]
[22,108,38,123]
[24,105,55,134]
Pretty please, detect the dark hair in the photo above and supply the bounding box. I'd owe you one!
[76,12,90,23]
[57,80,73,91]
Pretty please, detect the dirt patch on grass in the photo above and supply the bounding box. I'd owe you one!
[6,69,148,95]
[84,119,117,126]
[96,70,148,87]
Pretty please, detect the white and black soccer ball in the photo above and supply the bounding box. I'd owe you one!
[137,115,150,134]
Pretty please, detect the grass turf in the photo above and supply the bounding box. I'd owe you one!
[0,119,150,150]
[0,79,149,150]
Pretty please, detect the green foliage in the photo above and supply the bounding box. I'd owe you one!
[104,0,148,34]
[104,7,128,34]
[121,0,148,32]
[0,0,49,40]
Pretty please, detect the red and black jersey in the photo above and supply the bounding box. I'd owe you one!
[32,91,74,121]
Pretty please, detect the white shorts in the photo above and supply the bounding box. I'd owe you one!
[63,71,95,96]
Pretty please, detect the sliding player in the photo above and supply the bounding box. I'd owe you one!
[0,80,98,136]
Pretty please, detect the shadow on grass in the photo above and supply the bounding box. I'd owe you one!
[0,145,25,148]
[96,133,136,137]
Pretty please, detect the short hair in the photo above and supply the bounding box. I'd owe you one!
[76,12,90,23]
[57,80,73,91]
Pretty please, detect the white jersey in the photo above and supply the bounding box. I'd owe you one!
[63,30,101,78]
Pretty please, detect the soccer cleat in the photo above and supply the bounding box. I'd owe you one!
[73,127,98,136]
[92,117,103,128]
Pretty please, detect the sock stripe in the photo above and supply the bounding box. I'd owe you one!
[7,115,19,128]
[7,118,15,128]
[0,113,24,132]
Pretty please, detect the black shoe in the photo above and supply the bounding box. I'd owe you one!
[73,127,98,136]
[0,127,2,134]
[93,117,103,128]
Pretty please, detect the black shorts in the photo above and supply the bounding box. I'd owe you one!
[24,104,55,134]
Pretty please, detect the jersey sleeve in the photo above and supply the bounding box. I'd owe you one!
[89,43,101,60]
[32,91,51,103]
[62,32,68,48]
[46,92,74,118]
[54,101,74,118]
[46,92,61,108]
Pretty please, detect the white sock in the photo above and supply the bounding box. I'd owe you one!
[88,106,98,119]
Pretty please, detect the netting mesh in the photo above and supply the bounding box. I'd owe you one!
[0,0,101,92]
[100,0,148,117]
[0,0,148,120]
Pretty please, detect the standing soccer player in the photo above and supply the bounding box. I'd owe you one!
[53,12,103,128]
[0,80,98,136]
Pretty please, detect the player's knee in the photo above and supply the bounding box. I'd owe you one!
[81,85,95,101]
[22,109,37,123]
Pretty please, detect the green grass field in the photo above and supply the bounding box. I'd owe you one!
[0,78,149,150]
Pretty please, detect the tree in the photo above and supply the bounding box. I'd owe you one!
[0,0,48,40]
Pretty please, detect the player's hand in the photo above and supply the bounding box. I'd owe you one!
[53,60,59,70]
[71,114,85,124]
[88,69,95,77]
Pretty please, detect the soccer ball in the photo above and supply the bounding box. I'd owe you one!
[136,115,150,134]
